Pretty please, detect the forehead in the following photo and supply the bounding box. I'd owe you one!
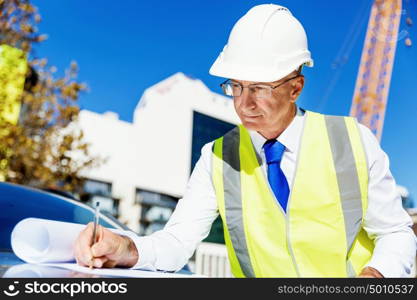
[230,79,277,85]
[230,70,300,85]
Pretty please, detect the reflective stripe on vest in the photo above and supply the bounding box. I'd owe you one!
[212,111,374,277]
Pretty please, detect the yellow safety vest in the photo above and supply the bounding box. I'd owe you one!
[0,44,27,125]
[212,111,374,277]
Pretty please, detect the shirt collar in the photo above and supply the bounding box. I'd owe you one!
[248,105,305,155]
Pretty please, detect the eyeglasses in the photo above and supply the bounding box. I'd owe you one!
[220,75,301,99]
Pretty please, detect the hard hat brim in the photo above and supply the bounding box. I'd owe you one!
[209,55,313,83]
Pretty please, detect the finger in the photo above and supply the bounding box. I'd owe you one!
[91,257,108,268]
[74,239,87,267]
[93,224,104,244]
[98,225,104,242]
[74,223,95,266]
[91,239,115,258]
[90,226,118,257]
[74,247,88,267]
[102,259,118,268]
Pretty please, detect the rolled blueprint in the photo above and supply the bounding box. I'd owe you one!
[11,218,85,264]
[9,217,205,278]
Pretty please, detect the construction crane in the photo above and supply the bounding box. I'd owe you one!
[350,0,412,141]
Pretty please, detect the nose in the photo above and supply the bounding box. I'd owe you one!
[238,87,257,111]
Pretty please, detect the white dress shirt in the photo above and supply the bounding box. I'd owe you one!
[129,110,416,277]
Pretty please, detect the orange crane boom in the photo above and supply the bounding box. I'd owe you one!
[350,0,403,141]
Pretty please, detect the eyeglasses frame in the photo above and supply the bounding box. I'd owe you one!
[220,74,302,98]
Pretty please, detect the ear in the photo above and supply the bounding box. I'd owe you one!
[289,75,305,102]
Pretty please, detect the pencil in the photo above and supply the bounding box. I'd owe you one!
[89,201,100,269]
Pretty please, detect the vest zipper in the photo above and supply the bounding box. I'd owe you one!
[284,193,301,277]
[284,111,309,277]
[268,112,307,277]
[263,166,301,277]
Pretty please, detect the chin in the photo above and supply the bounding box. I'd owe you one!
[241,121,262,131]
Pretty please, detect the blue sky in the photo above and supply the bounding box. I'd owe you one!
[32,0,417,205]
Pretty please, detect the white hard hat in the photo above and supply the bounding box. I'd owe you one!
[209,4,313,82]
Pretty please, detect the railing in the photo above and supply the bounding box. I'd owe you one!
[195,242,233,278]
[194,240,417,278]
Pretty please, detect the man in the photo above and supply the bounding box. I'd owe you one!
[74,4,416,277]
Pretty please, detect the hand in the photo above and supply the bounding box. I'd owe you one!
[74,222,139,268]
[357,266,384,278]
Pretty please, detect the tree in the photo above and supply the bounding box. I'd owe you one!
[0,0,102,192]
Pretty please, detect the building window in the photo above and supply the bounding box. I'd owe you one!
[83,179,112,197]
[191,111,235,172]
[135,189,178,235]
[80,178,119,218]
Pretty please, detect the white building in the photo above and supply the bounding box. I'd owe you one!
[77,72,239,233]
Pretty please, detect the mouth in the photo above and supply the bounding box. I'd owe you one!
[242,114,262,119]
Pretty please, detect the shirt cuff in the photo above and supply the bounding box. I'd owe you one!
[127,235,157,271]
[366,255,413,278]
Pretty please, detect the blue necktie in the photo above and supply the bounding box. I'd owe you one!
[263,140,290,212]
